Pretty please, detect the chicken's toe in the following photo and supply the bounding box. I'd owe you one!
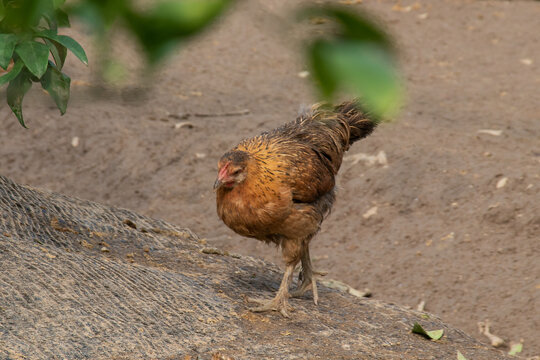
[247,296,294,317]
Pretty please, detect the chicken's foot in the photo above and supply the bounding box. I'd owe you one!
[247,263,295,317]
[290,249,327,305]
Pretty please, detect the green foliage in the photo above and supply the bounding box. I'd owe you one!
[7,67,33,127]
[0,0,86,127]
[1,0,231,127]
[15,40,50,78]
[0,34,17,68]
[67,0,231,65]
[2,1,402,127]
[124,0,231,64]
[302,5,402,121]
[40,61,70,114]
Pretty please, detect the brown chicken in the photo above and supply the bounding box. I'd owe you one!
[214,101,376,316]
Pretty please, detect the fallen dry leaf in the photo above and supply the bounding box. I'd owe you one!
[174,121,194,129]
[496,177,508,189]
[344,150,388,166]
[477,129,502,136]
[478,320,504,347]
[363,206,378,219]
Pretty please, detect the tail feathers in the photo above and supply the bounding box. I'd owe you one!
[334,101,377,145]
[286,100,376,174]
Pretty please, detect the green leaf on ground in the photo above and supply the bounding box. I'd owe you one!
[40,62,70,114]
[0,60,24,86]
[457,351,468,360]
[0,34,18,69]
[15,41,50,78]
[508,343,523,356]
[411,322,444,340]
[7,69,33,128]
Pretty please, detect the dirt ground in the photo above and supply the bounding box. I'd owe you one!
[1,0,539,357]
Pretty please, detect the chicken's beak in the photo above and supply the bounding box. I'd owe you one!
[213,178,223,191]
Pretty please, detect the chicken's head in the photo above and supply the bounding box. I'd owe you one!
[214,150,248,190]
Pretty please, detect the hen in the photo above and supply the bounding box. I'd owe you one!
[214,101,376,316]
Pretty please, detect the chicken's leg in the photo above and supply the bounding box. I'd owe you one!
[248,263,295,317]
[290,248,327,305]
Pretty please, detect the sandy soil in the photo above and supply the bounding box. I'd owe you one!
[1,0,539,357]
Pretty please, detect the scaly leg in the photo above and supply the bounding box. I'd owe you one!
[290,248,327,305]
[247,263,296,317]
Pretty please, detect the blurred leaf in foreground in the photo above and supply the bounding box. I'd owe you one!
[457,351,468,360]
[124,0,231,64]
[302,5,403,121]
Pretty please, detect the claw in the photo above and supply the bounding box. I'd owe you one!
[247,296,293,317]
[247,264,296,317]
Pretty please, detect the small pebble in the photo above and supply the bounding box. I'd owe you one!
[71,137,79,147]
[496,177,508,189]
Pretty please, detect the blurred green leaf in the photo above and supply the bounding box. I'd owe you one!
[15,41,50,78]
[102,59,127,84]
[44,8,70,30]
[7,69,33,128]
[40,61,70,114]
[125,0,230,64]
[69,0,127,30]
[302,5,401,120]
[302,6,393,50]
[0,34,18,69]
[411,322,444,340]
[53,0,66,9]
[1,0,54,31]
[0,1,5,22]
[309,39,402,120]
[55,9,70,27]
[38,31,88,65]
[67,1,105,32]
[44,38,67,69]
[309,40,338,99]
[0,60,24,86]
[149,0,230,33]
[457,351,468,360]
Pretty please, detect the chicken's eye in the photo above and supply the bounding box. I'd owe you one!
[231,169,242,176]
